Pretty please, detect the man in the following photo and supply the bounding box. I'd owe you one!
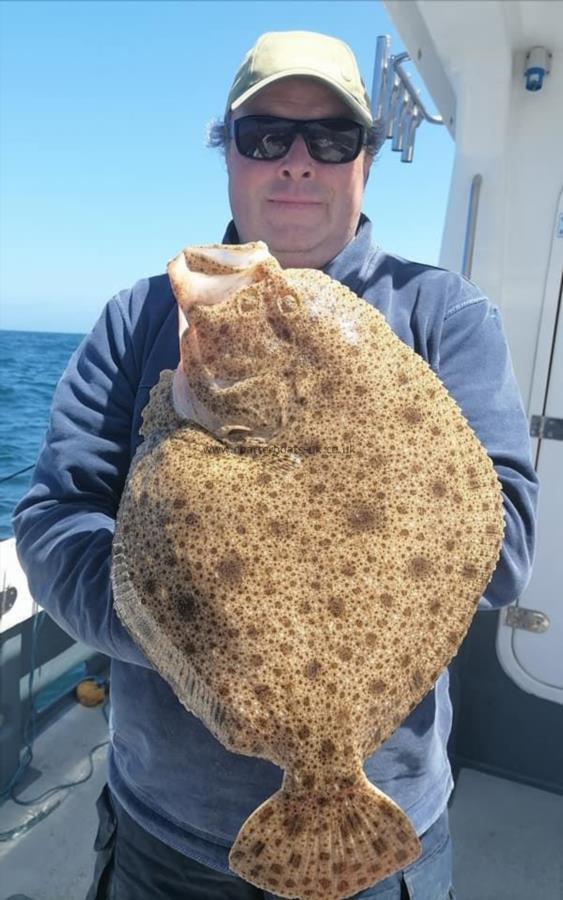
[13,31,537,900]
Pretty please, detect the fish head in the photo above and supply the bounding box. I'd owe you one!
[167,243,315,444]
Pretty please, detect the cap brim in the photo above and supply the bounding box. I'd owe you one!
[229,69,373,127]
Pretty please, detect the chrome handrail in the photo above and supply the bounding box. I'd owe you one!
[461,174,483,278]
[392,52,444,126]
[371,36,444,163]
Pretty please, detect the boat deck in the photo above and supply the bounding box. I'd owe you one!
[1,700,561,900]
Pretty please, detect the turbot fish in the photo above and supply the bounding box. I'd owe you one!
[111,242,504,900]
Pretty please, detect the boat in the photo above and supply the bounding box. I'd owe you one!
[1,1,562,897]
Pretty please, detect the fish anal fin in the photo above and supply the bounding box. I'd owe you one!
[138,370,180,439]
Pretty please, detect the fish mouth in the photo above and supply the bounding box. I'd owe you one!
[168,243,271,314]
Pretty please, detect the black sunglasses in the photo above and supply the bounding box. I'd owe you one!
[231,115,367,164]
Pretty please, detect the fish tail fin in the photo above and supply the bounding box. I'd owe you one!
[229,773,421,900]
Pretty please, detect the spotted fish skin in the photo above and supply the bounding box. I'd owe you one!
[111,243,505,900]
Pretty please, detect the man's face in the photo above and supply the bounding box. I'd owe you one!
[226,77,372,269]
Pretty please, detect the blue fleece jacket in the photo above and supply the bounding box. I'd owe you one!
[12,215,538,874]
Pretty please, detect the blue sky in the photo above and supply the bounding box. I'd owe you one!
[0,0,455,334]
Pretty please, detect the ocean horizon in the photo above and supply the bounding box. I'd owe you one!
[0,327,86,338]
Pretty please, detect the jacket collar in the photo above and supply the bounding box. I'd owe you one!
[221,213,379,296]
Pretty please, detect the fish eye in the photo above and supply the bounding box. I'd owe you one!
[235,292,257,315]
[276,294,300,317]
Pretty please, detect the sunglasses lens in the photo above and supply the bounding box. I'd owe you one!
[234,118,292,160]
[306,120,364,163]
[233,117,364,163]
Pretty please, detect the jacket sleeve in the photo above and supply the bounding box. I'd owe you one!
[12,291,152,667]
[438,290,539,610]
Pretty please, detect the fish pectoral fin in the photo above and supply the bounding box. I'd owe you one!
[229,774,420,900]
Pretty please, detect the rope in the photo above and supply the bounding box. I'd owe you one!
[0,465,35,485]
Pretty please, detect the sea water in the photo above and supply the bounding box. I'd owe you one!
[0,330,85,539]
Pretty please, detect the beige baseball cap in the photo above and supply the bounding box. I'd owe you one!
[225,31,373,127]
